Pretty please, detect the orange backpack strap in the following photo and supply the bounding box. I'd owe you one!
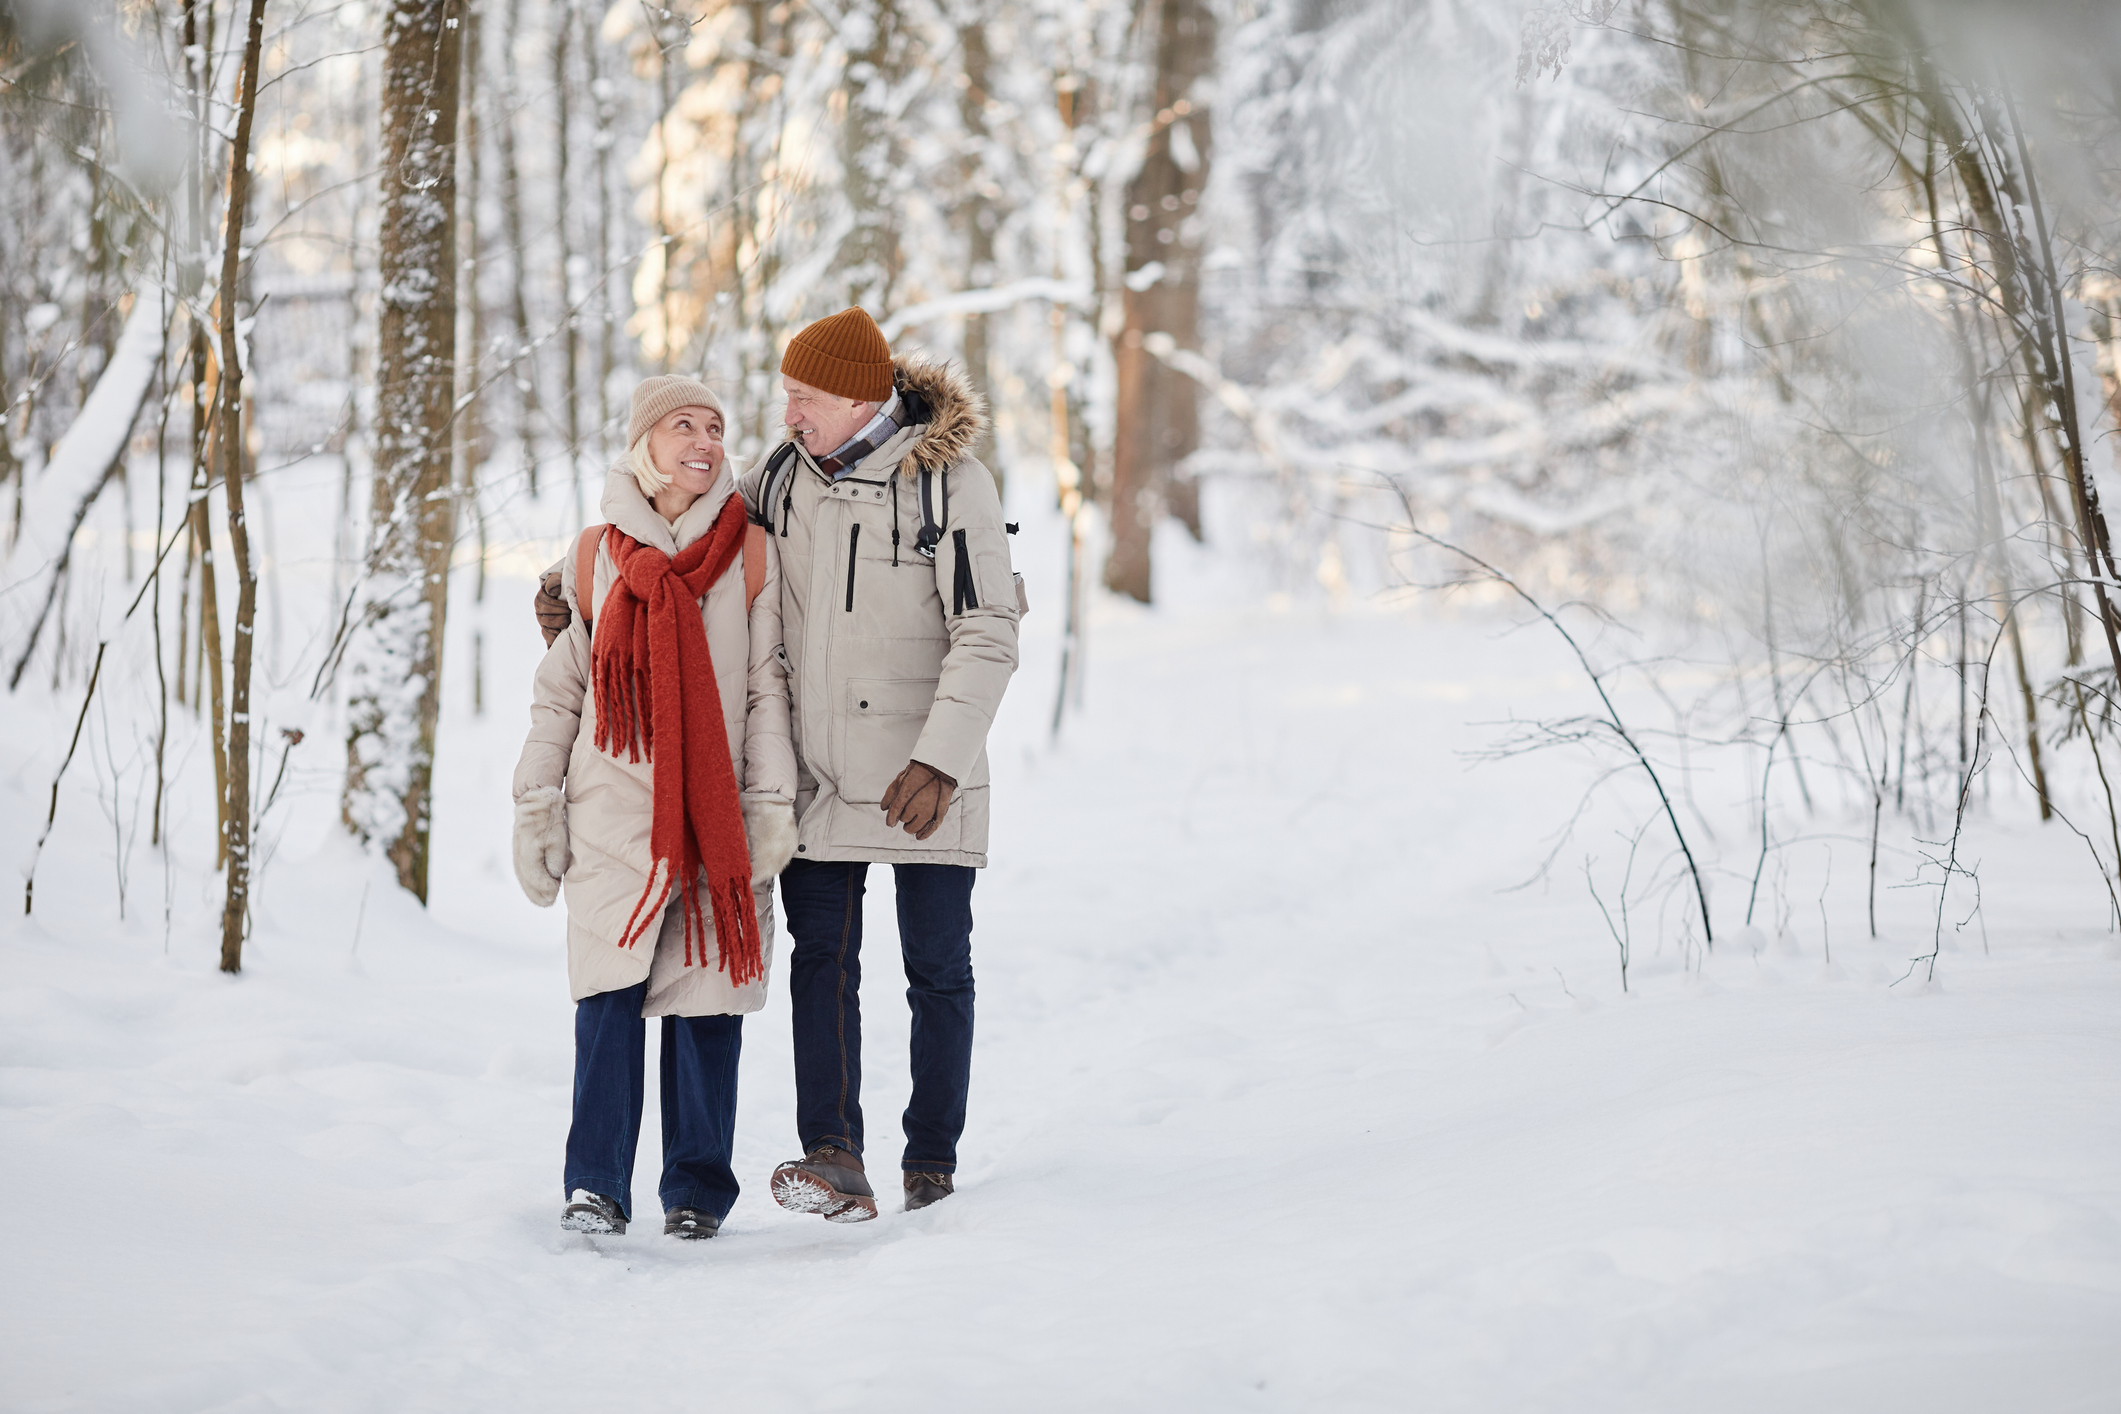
[743,522,767,612]
[574,524,604,629]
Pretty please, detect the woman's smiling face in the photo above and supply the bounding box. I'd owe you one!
[648,405,725,494]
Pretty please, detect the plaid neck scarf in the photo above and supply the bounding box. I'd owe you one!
[815,391,904,477]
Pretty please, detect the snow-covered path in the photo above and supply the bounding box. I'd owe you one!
[5,541,2118,1412]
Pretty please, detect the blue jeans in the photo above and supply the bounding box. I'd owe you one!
[780,859,976,1173]
[563,980,743,1222]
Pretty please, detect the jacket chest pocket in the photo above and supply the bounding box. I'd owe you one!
[838,500,934,621]
[839,677,938,803]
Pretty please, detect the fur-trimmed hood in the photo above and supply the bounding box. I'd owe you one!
[889,355,987,476]
[776,354,988,479]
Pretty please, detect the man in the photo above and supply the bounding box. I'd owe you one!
[536,308,1019,1219]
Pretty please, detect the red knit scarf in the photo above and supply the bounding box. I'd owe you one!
[588,495,761,984]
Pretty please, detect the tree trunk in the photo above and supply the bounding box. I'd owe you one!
[344,0,464,904]
[79,162,118,407]
[651,2,677,369]
[836,0,908,312]
[1991,89,2121,682]
[459,0,489,603]
[188,328,227,844]
[552,0,582,519]
[1106,0,1214,604]
[583,0,614,456]
[218,0,270,973]
[498,0,540,488]
[172,0,206,712]
[953,8,999,486]
[1880,0,2121,687]
[730,0,791,443]
[0,163,18,513]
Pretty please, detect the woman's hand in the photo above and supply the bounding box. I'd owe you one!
[513,786,569,906]
[742,793,798,882]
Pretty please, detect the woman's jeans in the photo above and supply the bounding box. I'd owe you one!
[779,859,976,1174]
[563,980,742,1222]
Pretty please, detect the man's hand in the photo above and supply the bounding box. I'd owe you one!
[536,570,573,646]
[881,760,956,840]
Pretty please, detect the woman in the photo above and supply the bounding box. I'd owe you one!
[511,375,798,1240]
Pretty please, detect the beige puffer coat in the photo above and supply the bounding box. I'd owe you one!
[513,465,798,1016]
[738,357,1019,867]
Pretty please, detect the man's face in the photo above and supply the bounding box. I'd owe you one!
[782,375,877,457]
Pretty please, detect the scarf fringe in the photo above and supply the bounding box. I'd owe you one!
[616,858,671,952]
[674,874,763,983]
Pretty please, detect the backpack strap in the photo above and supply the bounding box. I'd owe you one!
[914,467,944,561]
[744,522,767,611]
[758,442,801,536]
[574,524,605,630]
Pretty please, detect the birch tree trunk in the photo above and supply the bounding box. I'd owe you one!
[218,0,270,972]
[1106,0,1213,603]
[343,0,463,903]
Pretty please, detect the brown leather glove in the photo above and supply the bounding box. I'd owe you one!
[536,570,573,647]
[881,760,956,840]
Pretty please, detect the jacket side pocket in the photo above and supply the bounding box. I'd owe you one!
[841,677,939,803]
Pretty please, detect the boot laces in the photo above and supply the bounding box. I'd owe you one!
[782,1144,852,1167]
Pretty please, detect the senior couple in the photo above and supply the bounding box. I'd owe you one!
[509,308,1020,1239]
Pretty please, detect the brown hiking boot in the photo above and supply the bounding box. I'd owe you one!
[770,1144,878,1223]
[561,1189,626,1235]
[903,1171,954,1212]
[662,1207,719,1240]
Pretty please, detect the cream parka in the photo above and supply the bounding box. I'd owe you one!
[512,465,798,1017]
[738,357,1019,867]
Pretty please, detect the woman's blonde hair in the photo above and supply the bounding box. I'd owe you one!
[627,439,669,499]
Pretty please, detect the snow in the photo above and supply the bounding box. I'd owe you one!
[4,292,168,590]
[878,277,1093,339]
[3,501,2119,1410]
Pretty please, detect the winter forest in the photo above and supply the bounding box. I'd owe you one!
[5,0,2118,1405]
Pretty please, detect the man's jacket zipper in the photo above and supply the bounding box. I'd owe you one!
[845,523,861,611]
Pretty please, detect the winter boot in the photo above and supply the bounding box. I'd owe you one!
[663,1207,719,1240]
[903,1171,954,1212]
[770,1144,879,1223]
[562,1189,626,1235]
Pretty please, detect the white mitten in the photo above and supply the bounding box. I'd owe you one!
[513,786,569,906]
[741,793,798,883]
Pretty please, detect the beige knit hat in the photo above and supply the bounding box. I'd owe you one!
[780,308,894,402]
[627,375,723,449]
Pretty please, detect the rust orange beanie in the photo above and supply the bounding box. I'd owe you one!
[781,307,894,403]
